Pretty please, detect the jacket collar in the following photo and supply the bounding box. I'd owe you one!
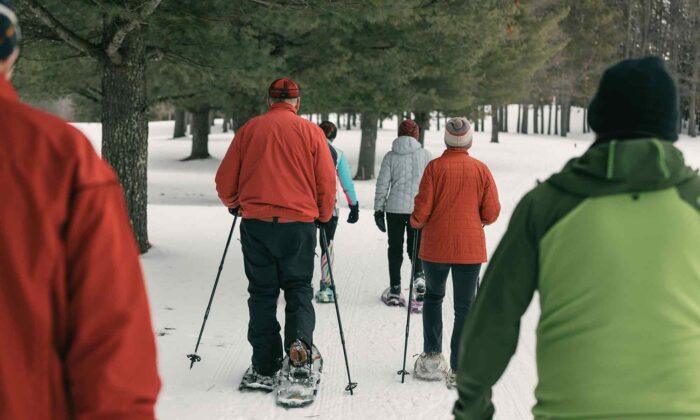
[443,148,470,156]
[0,77,18,102]
[547,138,696,197]
[269,102,298,114]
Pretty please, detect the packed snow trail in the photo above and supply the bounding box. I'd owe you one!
[75,120,700,420]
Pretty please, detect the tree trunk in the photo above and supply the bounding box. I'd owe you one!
[554,101,559,135]
[480,108,485,133]
[583,107,588,134]
[336,113,341,128]
[521,104,529,134]
[533,105,539,134]
[436,112,441,131]
[689,42,699,137]
[321,113,329,122]
[548,102,553,135]
[173,108,186,138]
[183,108,211,160]
[689,83,697,137]
[560,97,570,137]
[516,104,521,133]
[504,106,509,132]
[352,113,357,127]
[346,113,352,130]
[414,111,430,147]
[354,112,379,180]
[101,26,149,253]
[491,105,500,143]
[187,111,193,135]
[222,111,231,133]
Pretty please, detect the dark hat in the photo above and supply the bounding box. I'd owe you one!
[0,0,19,60]
[398,119,419,140]
[588,56,679,142]
[319,121,337,140]
[268,78,300,99]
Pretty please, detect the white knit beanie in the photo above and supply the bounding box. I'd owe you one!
[445,117,474,148]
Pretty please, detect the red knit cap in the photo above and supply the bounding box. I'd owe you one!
[268,78,300,99]
[398,119,419,140]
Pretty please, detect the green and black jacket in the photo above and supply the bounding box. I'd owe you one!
[454,139,700,420]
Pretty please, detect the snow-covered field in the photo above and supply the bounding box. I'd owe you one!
[75,120,700,420]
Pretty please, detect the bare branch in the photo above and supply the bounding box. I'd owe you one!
[24,0,100,58]
[105,0,164,64]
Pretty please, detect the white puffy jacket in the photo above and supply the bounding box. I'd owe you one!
[374,136,432,214]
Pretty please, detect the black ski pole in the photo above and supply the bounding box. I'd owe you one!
[398,228,420,383]
[187,215,238,369]
[320,226,358,395]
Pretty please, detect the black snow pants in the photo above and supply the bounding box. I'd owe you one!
[386,213,423,288]
[240,219,317,376]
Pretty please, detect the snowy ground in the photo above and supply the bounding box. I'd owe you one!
[75,120,700,420]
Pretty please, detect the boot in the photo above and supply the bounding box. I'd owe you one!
[414,352,448,381]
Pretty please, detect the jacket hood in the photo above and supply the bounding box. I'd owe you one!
[392,136,422,155]
[547,139,696,197]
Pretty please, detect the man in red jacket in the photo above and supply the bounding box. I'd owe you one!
[0,2,160,419]
[216,78,336,387]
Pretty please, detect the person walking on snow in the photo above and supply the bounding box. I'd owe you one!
[315,121,360,303]
[0,2,161,418]
[374,119,432,306]
[454,57,700,420]
[215,78,336,390]
[410,118,500,389]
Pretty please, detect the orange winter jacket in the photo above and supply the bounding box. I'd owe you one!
[0,79,160,419]
[216,102,337,222]
[411,148,500,264]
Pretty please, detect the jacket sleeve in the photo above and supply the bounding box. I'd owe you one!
[479,165,501,225]
[215,131,243,208]
[410,163,434,229]
[374,153,392,211]
[314,129,337,222]
[65,146,160,419]
[453,194,538,420]
[337,150,358,206]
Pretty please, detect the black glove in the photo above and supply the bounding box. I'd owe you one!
[228,207,239,216]
[374,210,386,233]
[347,203,359,224]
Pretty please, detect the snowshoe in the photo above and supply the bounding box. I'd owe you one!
[410,297,423,314]
[381,286,406,307]
[315,283,335,304]
[446,369,458,390]
[239,365,280,392]
[414,352,448,381]
[276,344,322,408]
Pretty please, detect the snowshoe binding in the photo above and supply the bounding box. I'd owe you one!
[381,285,406,307]
[239,365,280,392]
[315,282,335,304]
[410,296,423,314]
[276,341,322,408]
[414,352,448,381]
[410,273,426,313]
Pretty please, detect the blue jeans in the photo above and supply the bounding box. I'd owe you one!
[422,262,481,370]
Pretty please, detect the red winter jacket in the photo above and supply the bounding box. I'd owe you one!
[215,102,337,222]
[0,79,160,420]
[411,148,500,264]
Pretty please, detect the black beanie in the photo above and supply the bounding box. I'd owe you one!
[588,56,679,142]
[0,0,19,60]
